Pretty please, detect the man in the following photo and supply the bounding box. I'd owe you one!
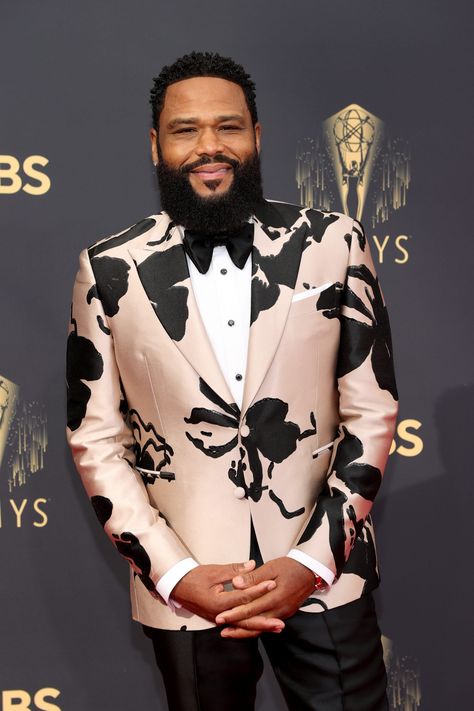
[67,51,398,710]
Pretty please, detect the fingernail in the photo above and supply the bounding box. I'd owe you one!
[243,560,254,569]
[267,581,276,590]
[272,627,283,633]
[234,576,244,586]
[216,616,225,624]
[221,629,230,637]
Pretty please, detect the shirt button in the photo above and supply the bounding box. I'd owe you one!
[220,268,228,275]
[234,487,246,499]
[228,319,235,327]
[240,424,250,438]
[235,373,243,381]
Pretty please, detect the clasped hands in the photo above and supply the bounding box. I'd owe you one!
[172,557,316,639]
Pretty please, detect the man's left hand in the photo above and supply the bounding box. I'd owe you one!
[215,557,316,639]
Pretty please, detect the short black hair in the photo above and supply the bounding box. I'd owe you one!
[150,51,258,128]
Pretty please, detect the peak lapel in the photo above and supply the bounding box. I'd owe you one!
[241,205,309,417]
[129,220,236,408]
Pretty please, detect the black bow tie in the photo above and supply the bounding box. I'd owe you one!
[183,223,254,274]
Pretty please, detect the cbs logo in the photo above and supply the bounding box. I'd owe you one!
[1,689,60,711]
[390,419,423,457]
[0,156,50,195]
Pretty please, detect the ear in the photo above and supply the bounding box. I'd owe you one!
[254,122,262,154]
[150,128,159,165]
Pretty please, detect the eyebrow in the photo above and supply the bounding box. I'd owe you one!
[167,114,245,129]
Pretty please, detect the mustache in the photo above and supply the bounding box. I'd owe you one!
[181,154,240,174]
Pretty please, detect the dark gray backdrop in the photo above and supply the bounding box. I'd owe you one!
[1,1,472,709]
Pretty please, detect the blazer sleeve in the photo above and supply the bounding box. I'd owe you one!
[294,217,399,579]
[66,248,192,595]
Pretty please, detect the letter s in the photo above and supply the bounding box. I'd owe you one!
[395,235,409,264]
[34,688,61,711]
[397,419,423,457]
[23,156,51,195]
[33,498,48,528]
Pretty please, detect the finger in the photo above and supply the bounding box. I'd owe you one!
[221,615,284,632]
[232,562,276,589]
[216,589,281,624]
[212,560,256,584]
[214,580,276,611]
[220,627,261,639]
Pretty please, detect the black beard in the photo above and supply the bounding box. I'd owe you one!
[155,151,264,235]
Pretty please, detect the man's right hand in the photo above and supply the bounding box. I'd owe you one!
[172,561,284,637]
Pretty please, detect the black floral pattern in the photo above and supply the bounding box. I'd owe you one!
[344,219,366,252]
[129,409,175,483]
[334,264,398,400]
[298,426,382,577]
[344,513,379,593]
[91,494,113,527]
[331,425,382,502]
[112,531,155,591]
[66,317,104,431]
[96,315,111,335]
[184,378,316,514]
[87,256,131,317]
[298,483,348,576]
[250,224,308,324]
[147,219,176,247]
[269,490,305,519]
[247,201,342,325]
[253,200,303,240]
[91,494,155,592]
[304,209,342,245]
[88,218,156,258]
[136,245,190,341]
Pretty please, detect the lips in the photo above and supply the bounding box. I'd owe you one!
[191,163,232,181]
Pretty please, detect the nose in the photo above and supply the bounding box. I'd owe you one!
[195,127,225,157]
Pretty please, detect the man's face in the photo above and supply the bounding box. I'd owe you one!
[151,76,261,199]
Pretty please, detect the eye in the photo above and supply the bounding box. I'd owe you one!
[174,127,197,134]
[220,125,242,131]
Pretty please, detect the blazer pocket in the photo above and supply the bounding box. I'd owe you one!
[311,440,335,459]
[292,282,334,303]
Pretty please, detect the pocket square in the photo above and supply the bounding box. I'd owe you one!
[292,282,334,302]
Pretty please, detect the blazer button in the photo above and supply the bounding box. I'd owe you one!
[234,487,246,499]
[240,424,250,438]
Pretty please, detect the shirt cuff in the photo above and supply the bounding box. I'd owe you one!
[155,558,199,611]
[287,549,335,587]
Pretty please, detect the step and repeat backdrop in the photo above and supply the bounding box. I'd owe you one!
[1,1,471,709]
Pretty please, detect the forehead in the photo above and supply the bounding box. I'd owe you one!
[161,76,250,121]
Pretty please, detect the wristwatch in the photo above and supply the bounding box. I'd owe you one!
[313,573,328,593]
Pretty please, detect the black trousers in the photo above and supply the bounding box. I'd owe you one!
[144,593,388,711]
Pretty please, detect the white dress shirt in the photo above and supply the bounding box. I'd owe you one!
[155,230,334,609]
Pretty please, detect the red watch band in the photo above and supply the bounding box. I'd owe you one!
[313,573,327,592]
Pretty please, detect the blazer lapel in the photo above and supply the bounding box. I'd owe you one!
[241,202,309,417]
[128,219,236,407]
